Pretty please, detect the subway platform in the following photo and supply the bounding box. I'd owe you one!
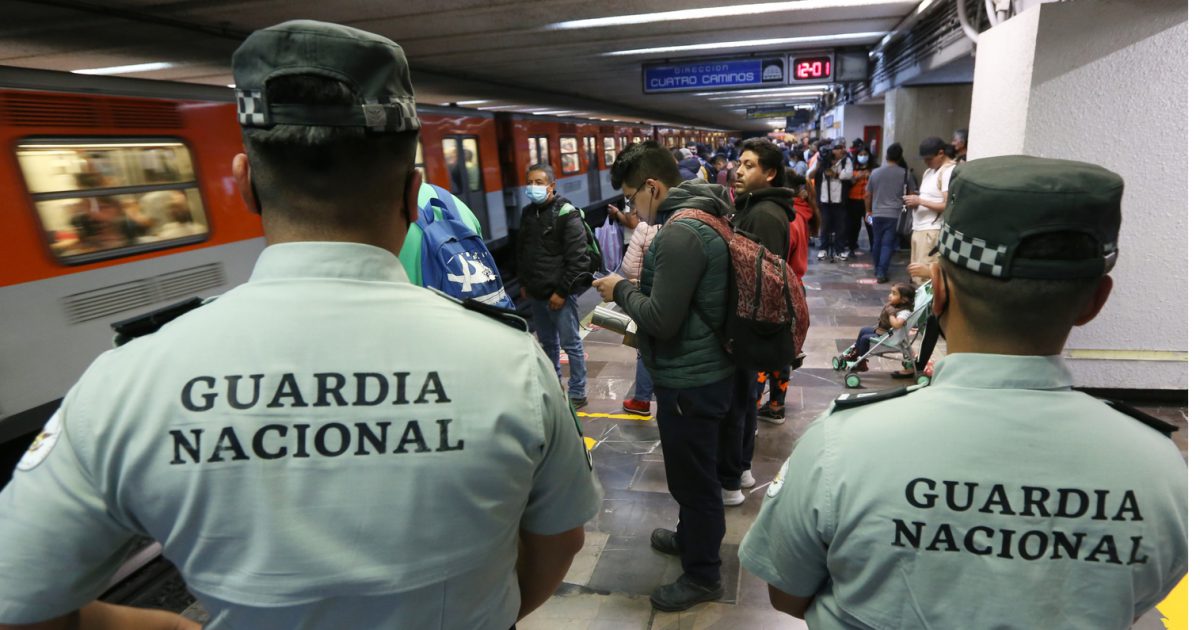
[519,246,1188,630]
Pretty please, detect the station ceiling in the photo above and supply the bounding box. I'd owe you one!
[3,0,922,131]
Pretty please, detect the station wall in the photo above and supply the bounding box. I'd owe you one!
[969,0,1188,390]
[882,84,972,164]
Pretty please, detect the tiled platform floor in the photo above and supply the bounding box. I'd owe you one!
[523,246,1188,630]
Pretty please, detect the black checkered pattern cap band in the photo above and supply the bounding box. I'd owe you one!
[236,89,420,132]
[938,227,1008,278]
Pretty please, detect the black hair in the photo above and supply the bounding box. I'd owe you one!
[892,282,916,311]
[739,137,786,187]
[885,142,908,170]
[241,75,417,227]
[609,141,683,190]
[918,136,947,157]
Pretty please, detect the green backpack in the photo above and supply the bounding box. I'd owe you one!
[557,202,604,289]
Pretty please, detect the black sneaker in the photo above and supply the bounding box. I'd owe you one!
[650,528,682,556]
[570,397,588,409]
[758,406,785,424]
[876,275,889,284]
[650,574,724,612]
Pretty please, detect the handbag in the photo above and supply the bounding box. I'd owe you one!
[897,205,914,241]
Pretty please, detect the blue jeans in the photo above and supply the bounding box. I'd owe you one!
[634,353,654,401]
[529,295,587,398]
[855,326,880,356]
[818,202,846,252]
[871,216,898,279]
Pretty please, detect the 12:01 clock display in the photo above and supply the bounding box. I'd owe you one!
[793,56,833,81]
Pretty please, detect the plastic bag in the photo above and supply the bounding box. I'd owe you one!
[595,216,624,274]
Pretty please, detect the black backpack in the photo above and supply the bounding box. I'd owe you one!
[556,202,603,290]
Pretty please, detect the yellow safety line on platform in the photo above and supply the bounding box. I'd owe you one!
[1063,349,1188,362]
[1155,574,1187,629]
[576,411,654,422]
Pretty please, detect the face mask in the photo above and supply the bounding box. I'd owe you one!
[857,154,869,165]
[526,185,548,204]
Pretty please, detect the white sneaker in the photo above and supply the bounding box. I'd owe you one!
[722,489,746,506]
[740,470,756,488]
[816,250,827,261]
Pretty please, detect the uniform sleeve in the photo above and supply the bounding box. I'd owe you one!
[521,341,602,535]
[738,415,835,598]
[0,403,141,623]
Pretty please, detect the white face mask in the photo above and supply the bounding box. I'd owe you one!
[857,154,869,165]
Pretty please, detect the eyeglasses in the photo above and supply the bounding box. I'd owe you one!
[624,179,651,211]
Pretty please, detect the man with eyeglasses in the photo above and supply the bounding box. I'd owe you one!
[592,141,737,613]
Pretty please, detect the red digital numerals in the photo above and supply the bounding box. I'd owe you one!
[793,58,831,80]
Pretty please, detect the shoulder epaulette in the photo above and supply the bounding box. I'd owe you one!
[428,288,528,333]
[1096,397,1178,438]
[831,382,928,413]
[111,296,210,347]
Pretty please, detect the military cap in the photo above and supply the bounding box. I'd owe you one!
[232,20,420,133]
[937,155,1122,279]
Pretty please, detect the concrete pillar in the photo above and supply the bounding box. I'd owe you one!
[969,0,1187,389]
[882,85,973,161]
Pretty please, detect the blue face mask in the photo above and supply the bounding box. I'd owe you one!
[526,185,549,204]
[857,154,869,165]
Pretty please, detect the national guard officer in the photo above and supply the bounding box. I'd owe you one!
[0,20,600,630]
[738,156,1187,628]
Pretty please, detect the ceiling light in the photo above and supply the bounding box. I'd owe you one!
[226,84,236,89]
[477,104,528,110]
[708,92,823,101]
[693,85,831,96]
[547,1,914,30]
[916,0,934,14]
[72,62,175,75]
[604,32,889,56]
[455,99,491,105]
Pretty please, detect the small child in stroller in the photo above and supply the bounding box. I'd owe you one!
[848,282,916,373]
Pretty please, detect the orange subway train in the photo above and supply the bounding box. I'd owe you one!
[0,77,733,443]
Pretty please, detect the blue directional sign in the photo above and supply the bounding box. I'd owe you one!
[643,57,786,94]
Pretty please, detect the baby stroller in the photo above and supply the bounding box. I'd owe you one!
[832,281,934,389]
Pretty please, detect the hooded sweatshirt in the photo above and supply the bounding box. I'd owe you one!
[732,186,796,258]
[613,180,734,388]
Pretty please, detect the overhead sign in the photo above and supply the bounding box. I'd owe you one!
[746,104,795,119]
[643,57,786,94]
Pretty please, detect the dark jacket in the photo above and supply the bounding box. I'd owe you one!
[678,156,701,181]
[732,186,796,258]
[516,195,591,299]
[614,181,733,388]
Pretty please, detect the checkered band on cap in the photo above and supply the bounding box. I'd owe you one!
[362,96,421,132]
[938,227,1008,277]
[237,89,267,126]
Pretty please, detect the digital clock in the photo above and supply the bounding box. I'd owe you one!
[792,56,833,82]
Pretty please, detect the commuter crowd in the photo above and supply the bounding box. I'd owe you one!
[0,20,1184,630]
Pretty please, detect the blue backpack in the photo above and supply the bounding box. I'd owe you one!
[419,185,516,310]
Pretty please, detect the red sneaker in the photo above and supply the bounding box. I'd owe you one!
[623,398,651,416]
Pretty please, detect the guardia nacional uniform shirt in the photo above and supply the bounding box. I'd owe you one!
[739,353,1186,629]
[0,242,601,629]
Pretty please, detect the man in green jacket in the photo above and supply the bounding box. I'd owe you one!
[593,141,735,613]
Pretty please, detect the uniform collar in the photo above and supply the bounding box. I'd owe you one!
[249,242,410,284]
[932,353,1073,391]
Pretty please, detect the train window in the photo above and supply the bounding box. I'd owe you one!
[559,136,579,174]
[415,139,426,182]
[603,137,617,165]
[528,135,549,167]
[443,136,484,195]
[16,140,209,264]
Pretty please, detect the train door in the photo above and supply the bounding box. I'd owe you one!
[583,135,599,203]
[442,135,489,236]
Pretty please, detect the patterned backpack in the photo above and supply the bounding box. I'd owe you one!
[668,209,809,371]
